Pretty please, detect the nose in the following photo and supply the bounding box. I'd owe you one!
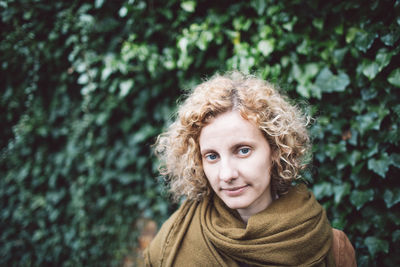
[219,158,239,183]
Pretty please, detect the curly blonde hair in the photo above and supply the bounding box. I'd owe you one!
[155,71,310,202]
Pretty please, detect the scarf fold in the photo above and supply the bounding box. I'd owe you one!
[145,184,335,267]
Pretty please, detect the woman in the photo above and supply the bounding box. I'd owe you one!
[145,71,356,266]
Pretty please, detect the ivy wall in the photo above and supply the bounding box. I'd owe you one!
[1,0,399,266]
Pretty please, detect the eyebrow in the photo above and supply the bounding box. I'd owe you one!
[200,140,256,154]
[200,148,216,155]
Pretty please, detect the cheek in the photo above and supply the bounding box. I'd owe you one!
[202,164,217,184]
[248,156,272,178]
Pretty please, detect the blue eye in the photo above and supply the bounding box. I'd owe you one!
[205,153,218,161]
[238,147,251,155]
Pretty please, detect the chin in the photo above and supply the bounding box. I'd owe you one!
[222,198,250,210]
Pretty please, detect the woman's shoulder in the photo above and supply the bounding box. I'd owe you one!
[144,200,198,266]
[332,228,357,267]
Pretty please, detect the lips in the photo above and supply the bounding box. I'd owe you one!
[221,185,248,197]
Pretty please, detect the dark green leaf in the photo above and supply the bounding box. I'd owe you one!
[383,188,400,208]
[367,153,391,178]
[333,183,351,204]
[312,18,323,30]
[350,189,374,210]
[354,30,377,52]
[315,68,350,93]
[388,68,400,87]
[364,236,389,257]
[393,230,400,242]
[325,141,347,160]
[391,153,400,168]
[380,29,400,46]
[361,60,379,80]
[375,48,393,71]
[313,182,333,199]
[181,1,196,12]
[354,112,379,135]
[355,220,370,234]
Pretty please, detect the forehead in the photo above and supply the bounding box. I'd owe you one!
[199,111,264,149]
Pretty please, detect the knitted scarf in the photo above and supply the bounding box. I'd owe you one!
[145,184,335,266]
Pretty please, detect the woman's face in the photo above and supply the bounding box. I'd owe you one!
[199,110,273,221]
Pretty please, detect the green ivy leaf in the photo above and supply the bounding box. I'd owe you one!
[296,84,310,98]
[250,0,267,15]
[118,6,128,17]
[375,48,393,71]
[334,23,344,35]
[367,153,390,178]
[257,40,274,56]
[94,0,105,9]
[332,48,347,66]
[296,39,309,54]
[366,143,378,157]
[380,29,400,46]
[78,73,89,85]
[364,236,389,257]
[325,141,347,160]
[391,153,400,168]
[348,150,362,166]
[361,60,379,80]
[361,87,378,101]
[197,30,213,50]
[350,189,374,210]
[387,68,400,87]
[345,27,358,43]
[333,183,351,204]
[393,230,400,242]
[383,188,400,208]
[354,112,379,136]
[291,64,304,84]
[312,18,323,30]
[356,220,370,234]
[354,29,377,52]
[292,63,321,98]
[282,16,298,32]
[315,67,350,93]
[181,1,196,12]
[119,79,134,98]
[388,211,400,226]
[313,182,333,199]
[304,63,319,79]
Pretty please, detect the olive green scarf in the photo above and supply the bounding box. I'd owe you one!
[145,184,335,266]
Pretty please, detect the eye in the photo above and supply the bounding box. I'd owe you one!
[238,147,251,156]
[204,153,219,162]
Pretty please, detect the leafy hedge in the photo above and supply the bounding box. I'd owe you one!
[1,0,399,266]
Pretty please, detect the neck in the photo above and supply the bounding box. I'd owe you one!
[237,196,274,223]
[239,214,250,224]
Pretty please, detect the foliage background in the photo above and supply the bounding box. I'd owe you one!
[1,0,399,266]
